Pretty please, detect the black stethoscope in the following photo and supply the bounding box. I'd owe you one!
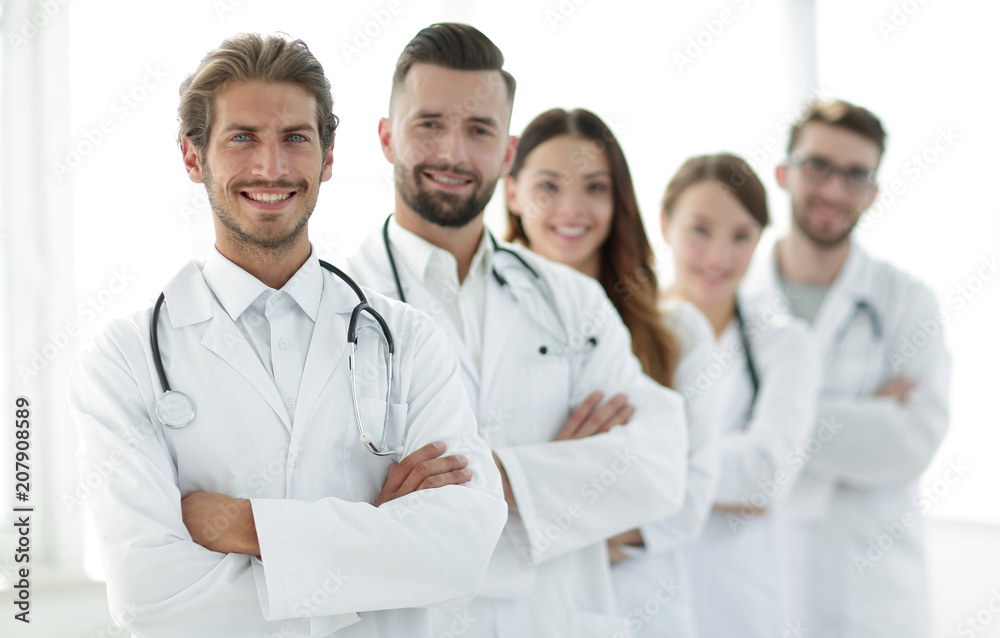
[733,296,884,426]
[733,302,761,424]
[382,215,597,357]
[150,260,403,457]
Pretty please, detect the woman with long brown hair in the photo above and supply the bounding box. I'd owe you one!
[505,108,721,635]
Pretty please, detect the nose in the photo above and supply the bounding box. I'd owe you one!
[704,237,733,269]
[435,122,470,166]
[554,181,586,217]
[251,137,291,181]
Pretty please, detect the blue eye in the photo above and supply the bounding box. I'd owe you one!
[288,134,306,142]
[232,133,251,142]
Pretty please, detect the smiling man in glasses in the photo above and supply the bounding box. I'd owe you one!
[742,99,951,638]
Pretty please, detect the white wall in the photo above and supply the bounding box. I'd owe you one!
[1,0,997,635]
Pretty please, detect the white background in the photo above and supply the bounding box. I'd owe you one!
[1,0,998,636]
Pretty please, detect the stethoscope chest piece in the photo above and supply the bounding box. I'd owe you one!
[155,390,195,429]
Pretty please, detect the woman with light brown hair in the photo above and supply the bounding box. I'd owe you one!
[660,153,820,637]
[505,108,721,635]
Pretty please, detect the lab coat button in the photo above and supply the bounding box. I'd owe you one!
[279,339,289,349]
[286,398,295,408]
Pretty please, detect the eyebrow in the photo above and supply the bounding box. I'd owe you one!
[415,110,501,128]
[219,123,318,134]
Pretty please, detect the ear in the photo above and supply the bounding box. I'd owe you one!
[378,117,394,164]
[181,137,204,184]
[500,135,519,178]
[504,175,522,214]
[321,132,335,182]
[775,163,788,190]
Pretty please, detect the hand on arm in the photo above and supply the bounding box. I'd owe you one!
[181,491,260,556]
[553,391,634,441]
[876,376,917,405]
[374,441,471,507]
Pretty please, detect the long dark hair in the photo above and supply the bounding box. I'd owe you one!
[505,108,680,388]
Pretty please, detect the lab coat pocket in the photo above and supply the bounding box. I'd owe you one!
[343,397,408,504]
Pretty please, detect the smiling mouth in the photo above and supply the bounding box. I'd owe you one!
[552,226,590,238]
[423,171,474,187]
[243,192,294,204]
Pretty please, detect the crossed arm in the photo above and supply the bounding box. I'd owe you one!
[183,440,475,554]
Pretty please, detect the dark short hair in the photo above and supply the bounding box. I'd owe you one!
[178,33,338,154]
[662,153,769,228]
[390,23,516,109]
[787,99,886,158]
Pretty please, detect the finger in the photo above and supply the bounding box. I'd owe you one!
[574,394,629,439]
[397,454,469,497]
[554,392,604,441]
[415,467,474,491]
[382,441,446,493]
[595,404,634,435]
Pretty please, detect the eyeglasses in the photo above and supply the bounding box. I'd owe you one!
[788,155,877,192]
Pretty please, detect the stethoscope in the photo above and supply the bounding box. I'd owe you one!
[382,215,598,357]
[733,302,760,425]
[831,298,884,391]
[732,296,884,426]
[150,260,403,457]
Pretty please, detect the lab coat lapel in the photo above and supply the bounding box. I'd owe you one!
[293,272,349,437]
[200,300,293,432]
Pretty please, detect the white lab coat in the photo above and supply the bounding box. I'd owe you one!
[610,300,722,637]
[742,240,951,638]
[68,259,508,638]
[347,229,689,638]
[682,297,820,638]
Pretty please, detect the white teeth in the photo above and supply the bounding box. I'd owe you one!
[429,175,468,185]
[246,192,292,203]
[554,226,588,237]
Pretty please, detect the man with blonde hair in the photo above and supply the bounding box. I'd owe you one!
[70,33,506,637]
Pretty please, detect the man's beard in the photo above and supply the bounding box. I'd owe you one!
[791,198,860,249]
[204,161,314,252]
[396,161,497,228]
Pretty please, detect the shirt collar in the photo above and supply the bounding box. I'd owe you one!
[202,246,324,322]
[387,216,494,286]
